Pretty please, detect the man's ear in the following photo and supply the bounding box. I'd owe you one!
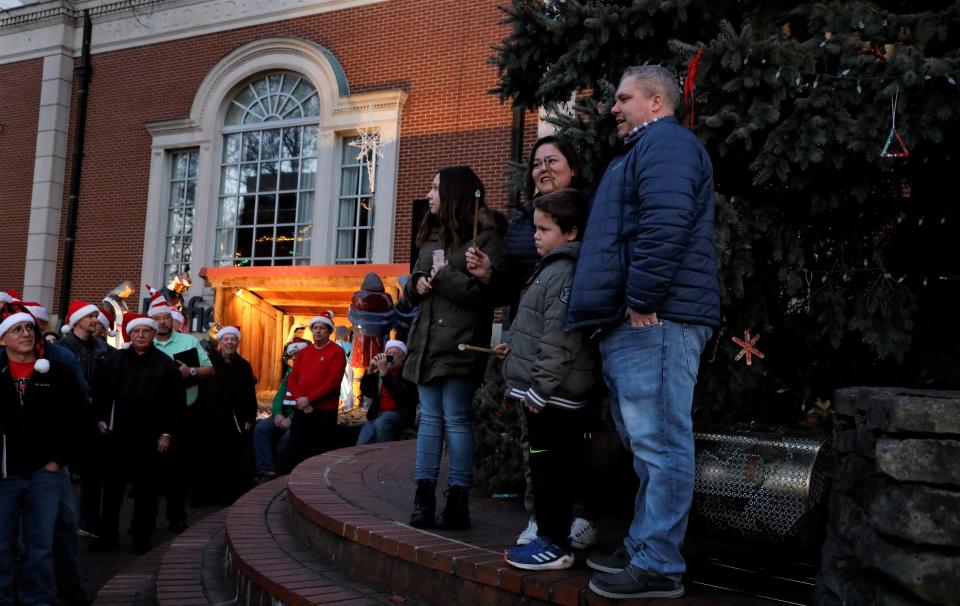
[650,93,664,114]
[565,226,578,242]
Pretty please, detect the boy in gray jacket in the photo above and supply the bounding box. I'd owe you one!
[501,188,597,571]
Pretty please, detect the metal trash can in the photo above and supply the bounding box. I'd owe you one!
[692,427,831,544]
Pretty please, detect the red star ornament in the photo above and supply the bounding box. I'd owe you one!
[732,329,765,366]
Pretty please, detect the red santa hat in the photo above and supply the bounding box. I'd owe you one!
[145,284,174,318]
[98,307,118,338]
[0,307,49,373]
[121,312,158,344]
[20,301,49,323]
[62,300,100,333]
[0,290,20,304]
[309,310,335,330]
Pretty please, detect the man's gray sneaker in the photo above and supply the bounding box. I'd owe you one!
[585,545,631,573]
[589,564,685,599]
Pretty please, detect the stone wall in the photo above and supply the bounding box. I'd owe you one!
[816,387,960,605]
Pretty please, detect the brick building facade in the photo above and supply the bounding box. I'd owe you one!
[0,0,537,323]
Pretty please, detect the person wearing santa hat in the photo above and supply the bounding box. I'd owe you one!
[145,285,212,525]
[200,326,257,502]
[91,313,186,555]
[0,306,85,606]
[253,338,308,483]
[58,301,112,544]
[356,340,418,445]
[15,302,93,604]
[283,311,346,473]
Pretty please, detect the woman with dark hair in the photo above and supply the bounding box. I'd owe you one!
[466,135,598,550]
[404,166,505,530]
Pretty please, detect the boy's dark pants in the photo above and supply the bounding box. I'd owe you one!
[526,404,585,547]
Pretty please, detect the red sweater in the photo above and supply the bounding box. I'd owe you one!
[287,341,346,411]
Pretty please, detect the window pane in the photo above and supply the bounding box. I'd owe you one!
[182,238,193,263]
[220,165,239,195]
[280,74,297,95]
[254,227,274,258]
[360,169,372,195]
[235,85,257,108]
[280,160,299,190]
[173,154,190,179]
[168,181,184,207]
[235,227,254,259]
[336,230,355,261]
[358,197,371,227]
[218,197,238,227]
[240,163,257,193]
[252,78,269,102]
[225,103,245,126]
[223,134,241,162]
[292,80,313,103]
[338,198,357,228]
[281,128,301,159]
[302,93,320,117]
[186,152,198,179]
[357,228,371,262]
[298,192,314,224]
[302,126,318,157]
[295,224,312,258]
[168,209,183,236]
[275,224,295,258]
[301,158,317,191]
[242,132,260,162]
[277,193,297,224]
[340,167,359,196]
[257,194,277,224]
[261,129,280,160]
[274,258,293,266]
[166,236,182,263]
[238,195,256,225]
[215,229,234,260]
[185,181,196,205]
[259,161,278,191]
[277,95,298,120]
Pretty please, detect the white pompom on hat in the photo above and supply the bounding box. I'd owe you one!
[309,310,335,329]
[217,326,241,341]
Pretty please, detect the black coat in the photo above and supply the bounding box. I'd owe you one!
[0,353,84,477]
[93,346,186,444]
[204,352,258,432]
[360,369,417,426]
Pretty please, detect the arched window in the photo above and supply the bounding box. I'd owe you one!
[214,72,319,266]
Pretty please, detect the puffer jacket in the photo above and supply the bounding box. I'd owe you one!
[403,207,506,384]
[502,242,597,410]
[566,116,720,330]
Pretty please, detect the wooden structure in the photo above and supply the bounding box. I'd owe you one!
[200,264,408,394]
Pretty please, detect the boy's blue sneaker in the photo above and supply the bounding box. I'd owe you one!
[504,536,574,571]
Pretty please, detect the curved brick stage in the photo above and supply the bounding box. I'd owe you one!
[224,440,791,606]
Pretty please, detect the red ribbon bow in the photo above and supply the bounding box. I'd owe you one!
[684,47,704,129]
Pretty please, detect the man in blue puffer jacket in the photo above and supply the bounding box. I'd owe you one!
[567,65,720,600]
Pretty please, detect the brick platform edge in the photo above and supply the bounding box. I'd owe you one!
[285,444,628,606]
[225,476,392,606]
[155,510,229,606]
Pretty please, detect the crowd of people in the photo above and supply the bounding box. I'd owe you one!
[0,64,718,604]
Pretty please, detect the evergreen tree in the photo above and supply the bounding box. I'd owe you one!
[492,1,960,423]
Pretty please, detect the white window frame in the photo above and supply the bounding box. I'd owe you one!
[141,37,407,303]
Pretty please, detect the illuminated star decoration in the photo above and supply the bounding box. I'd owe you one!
[732,329,765,366]
[349,128,384,194]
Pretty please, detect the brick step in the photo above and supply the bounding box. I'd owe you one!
[285,442,779,606]
[225,476,420,605]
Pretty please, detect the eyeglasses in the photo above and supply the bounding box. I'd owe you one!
[4,323,34,337]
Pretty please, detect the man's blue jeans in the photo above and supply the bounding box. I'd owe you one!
[356,410,402,445]
[415,377,476,487]
[0,467,63,606]
[600,319,711,581]
[253,415,291,474]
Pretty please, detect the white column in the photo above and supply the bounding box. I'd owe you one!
[23,52,73,312]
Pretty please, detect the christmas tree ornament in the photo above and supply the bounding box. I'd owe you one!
[683,46,704,129]
[732,329,765,366]
[880,86,909,158]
